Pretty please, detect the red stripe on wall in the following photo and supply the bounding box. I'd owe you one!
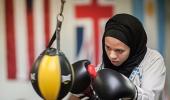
[5,0,17,79]
[44,0,50,47]
[75,0,113,65]
[26,0,35,76]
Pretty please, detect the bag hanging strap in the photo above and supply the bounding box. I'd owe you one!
[46,0,66,54]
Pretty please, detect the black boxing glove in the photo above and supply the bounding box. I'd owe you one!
[71,60,92,94]
[70,60,99,100]
[92,68,138,100]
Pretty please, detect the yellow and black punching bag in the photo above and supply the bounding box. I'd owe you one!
[30,1,74,99]
[30,48,74,100]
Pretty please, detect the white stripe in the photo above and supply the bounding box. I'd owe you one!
[75,0,91,5]
[114,0,132,14]
[98,0,114,5]
[63,0,78,63]
[144,0,158,50]
[75,19,95,63]
[34,0,45,58]
[0,0,7,81]
[50,0,58,34]
[14,0,29,80]
[98,19,108,64]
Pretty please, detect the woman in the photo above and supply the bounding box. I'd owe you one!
[70,13,166,100]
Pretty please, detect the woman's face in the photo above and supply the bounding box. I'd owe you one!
[105,36,130,66]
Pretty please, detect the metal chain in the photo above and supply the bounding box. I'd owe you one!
[56,0,66,54]
[57,0,66,21]
[59,0,66,16]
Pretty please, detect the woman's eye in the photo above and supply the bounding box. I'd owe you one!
[106,46,111,50]
[116,49,124,53]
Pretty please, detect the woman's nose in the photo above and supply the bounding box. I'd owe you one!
[110,51,117,59]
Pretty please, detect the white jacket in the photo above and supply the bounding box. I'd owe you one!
[97,48,166,100]
[129,48,166,100]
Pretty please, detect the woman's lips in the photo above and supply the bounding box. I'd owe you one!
[111,61,119,64]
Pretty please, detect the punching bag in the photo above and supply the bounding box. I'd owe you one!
[30,48,74,100]
[30,1,74,99]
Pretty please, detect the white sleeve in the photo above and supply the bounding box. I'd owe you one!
[137,56,166,100]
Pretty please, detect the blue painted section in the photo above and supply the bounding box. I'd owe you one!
[132,0,144,23]
[156,0,166,56]
[76,27,84,56]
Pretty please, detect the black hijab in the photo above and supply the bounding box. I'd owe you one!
[102,13,147,77]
